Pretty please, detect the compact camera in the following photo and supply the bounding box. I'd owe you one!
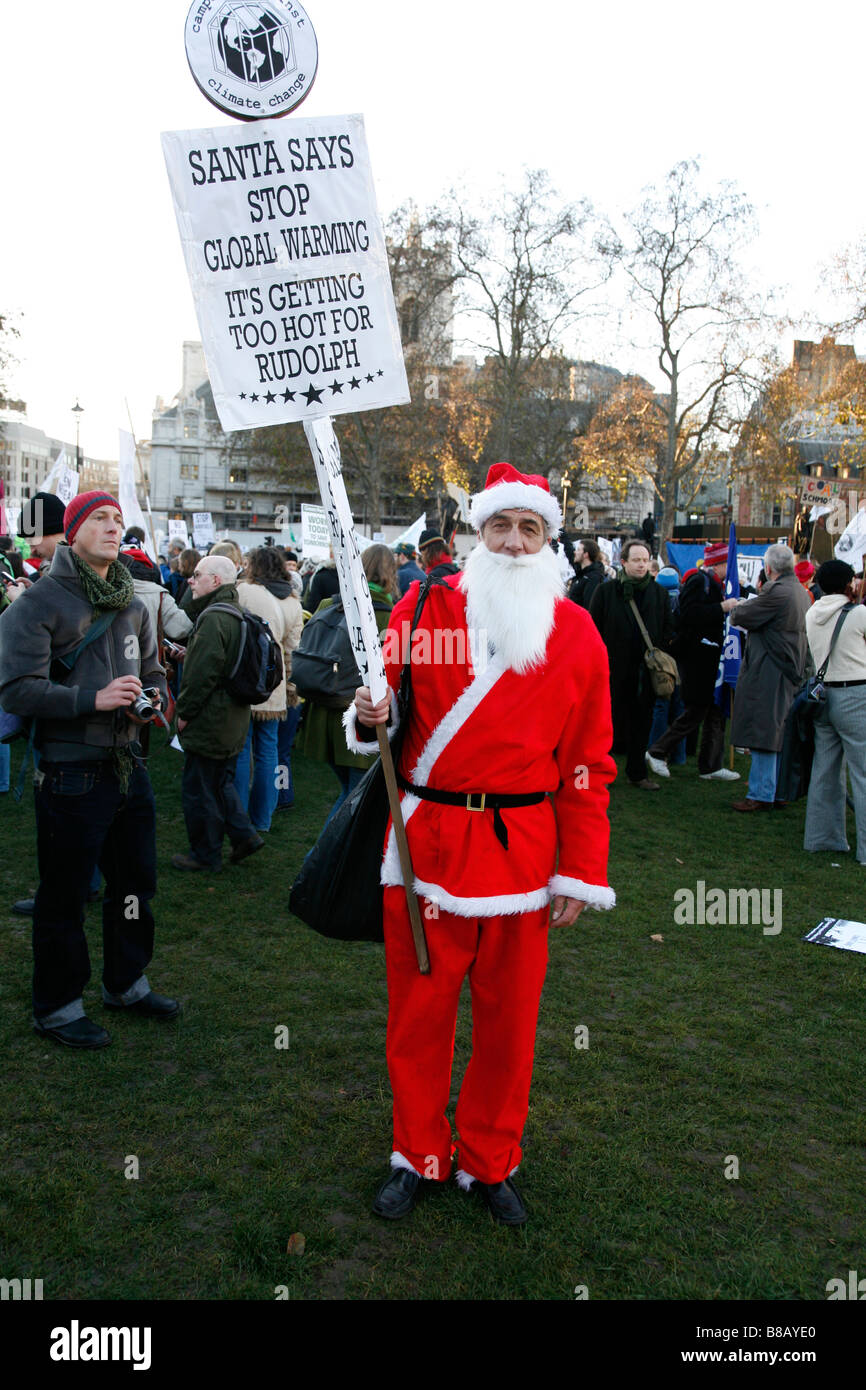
[131,687,163,722]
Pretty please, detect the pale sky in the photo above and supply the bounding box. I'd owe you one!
[3,0,864,460]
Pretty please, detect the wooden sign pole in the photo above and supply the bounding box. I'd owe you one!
[377,725,430,975]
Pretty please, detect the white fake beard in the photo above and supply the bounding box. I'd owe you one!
[460,541,564,674]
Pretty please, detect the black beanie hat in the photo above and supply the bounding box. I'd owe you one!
[814,559,855,595]
[18,491,67,539]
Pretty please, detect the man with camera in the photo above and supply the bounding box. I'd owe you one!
[0,491,178,1049]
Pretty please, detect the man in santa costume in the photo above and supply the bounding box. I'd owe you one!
[347,463,616,1225]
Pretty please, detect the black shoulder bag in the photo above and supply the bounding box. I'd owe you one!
[288,577,447,943]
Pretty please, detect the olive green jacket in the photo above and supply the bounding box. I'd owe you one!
[176,583,250,759]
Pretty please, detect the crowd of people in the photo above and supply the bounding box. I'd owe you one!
[1,472,863,1223]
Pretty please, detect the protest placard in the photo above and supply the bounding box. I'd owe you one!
[168,518,190,549]
[300,502,330,560]
[303,416,388,704]
[162,113,410,433]
[192,512,216,548]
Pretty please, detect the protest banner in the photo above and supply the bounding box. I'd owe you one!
[834,506,866,571]
[804,918,866,956]
[168,518,190,549]
[192,512,216,548]
[162,113,410,433]
[118,430,157,560]
[304,415,429,974]
[800,476,846,505]
[445,483,470,524]
[596,536,613,565]
[54,465,79,508]
[391,513,427,551]
[300,502,330,560]
[737,554,762,589]
[304,418,388,704]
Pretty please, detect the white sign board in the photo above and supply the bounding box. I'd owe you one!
[737,555,763,589]
[596,536,613,564]
[304,416,388,703]
[54,465,80,507]
[192,512,216,548]
[301,503,331,560]
[834,506,866,572]
[804,918,866,956]
[168,518,190,549]
[162,113,410,433]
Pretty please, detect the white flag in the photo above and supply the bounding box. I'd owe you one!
[118,430,156,561]
[391,513,427,551]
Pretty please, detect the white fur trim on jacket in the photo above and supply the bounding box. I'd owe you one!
[456,1164,519,1191]
[549,875,616,911]
[390,1150,421,1176]
[342,690,400,755]
[382,876,551,919]
[469,481,562,536]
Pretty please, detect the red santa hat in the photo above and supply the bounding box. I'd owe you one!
[469,463,562,537]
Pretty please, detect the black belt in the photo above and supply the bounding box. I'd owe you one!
[397,774,546,850]
[824,679,866,688]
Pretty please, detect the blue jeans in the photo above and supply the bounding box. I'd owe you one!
[32,760,156,1023]
[234,719,280,831]
[0,739,9,793]
[323,764,366,828]
[648,690,687,765]
[748,749,780,803]
[276,706,302,808]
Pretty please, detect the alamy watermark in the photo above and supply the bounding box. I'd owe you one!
[673,881,782,935]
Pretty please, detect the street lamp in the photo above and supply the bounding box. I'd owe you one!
[561,472,571,520]
[71,400,84,470]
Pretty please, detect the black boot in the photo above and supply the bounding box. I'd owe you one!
[372,1167,422,1219]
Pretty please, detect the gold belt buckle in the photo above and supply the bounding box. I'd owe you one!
[466,792,486,811]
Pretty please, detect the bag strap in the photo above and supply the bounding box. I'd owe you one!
[51,609,118,675]
[815,602,855,682]
[16,609,119,801]
[628,598,657,654]
[397,576,450,724]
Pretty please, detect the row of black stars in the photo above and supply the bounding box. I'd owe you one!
[239,369,385,406]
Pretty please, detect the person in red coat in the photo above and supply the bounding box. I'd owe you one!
[348,463,616,1225]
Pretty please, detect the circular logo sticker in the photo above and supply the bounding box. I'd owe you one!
[185,1,318,121]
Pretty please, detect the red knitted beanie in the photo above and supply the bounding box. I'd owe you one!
[64,491,123,544]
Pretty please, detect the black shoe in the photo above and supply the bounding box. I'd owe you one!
[12,898,35,916]
[229,834,265,865]
[477,1177,527,1225]
[33,1016,111,1049]
[171,852,221,872]
[104,991,180,1020]
[372,1167,422,1219]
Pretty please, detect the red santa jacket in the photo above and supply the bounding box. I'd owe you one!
[344,574,616,917]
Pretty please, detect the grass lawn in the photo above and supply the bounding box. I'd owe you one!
[1,733,864,1301]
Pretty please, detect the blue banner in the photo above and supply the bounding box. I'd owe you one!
[714,524,741,714]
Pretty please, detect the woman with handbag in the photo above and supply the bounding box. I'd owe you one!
[804,560,866,862]
[296,544,397,824]
[590,538,673,789]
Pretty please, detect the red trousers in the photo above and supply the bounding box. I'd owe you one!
[383,886,550,1185]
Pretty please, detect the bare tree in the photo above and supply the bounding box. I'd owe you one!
[597,159,771,557]
[823,236,866,335]
[432,169,609,464]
